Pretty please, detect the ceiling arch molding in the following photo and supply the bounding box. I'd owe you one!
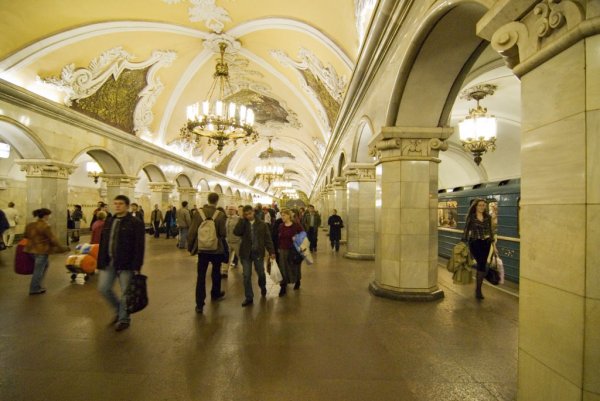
[197,178,210,192]
[0,116,50,159]
[337,152,346,177]
[228,17,353,69]
[0,21,208,73]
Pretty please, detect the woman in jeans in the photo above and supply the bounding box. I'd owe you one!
[462,199,495,300]
[277,209,303,297]
[24,208,69,295]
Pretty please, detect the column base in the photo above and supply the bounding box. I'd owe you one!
[369,281,444,302]
[344,252,375,260]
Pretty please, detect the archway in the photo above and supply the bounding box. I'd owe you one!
[175,173,193,188]
[337,152,346,177]
[351,118,375,163]
[139,163,167,183]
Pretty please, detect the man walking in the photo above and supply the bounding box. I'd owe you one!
[302,205,322,252]
[188,193,227,314]
[176,201,192,249]
[130,203,144,222]
[150,204,163,238]
[2,202,20,247]
[225,206,241,270]
[234,205,275,307]
[97,195,145,332]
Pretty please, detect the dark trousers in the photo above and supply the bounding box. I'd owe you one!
[307,227,318,251]
[153,221,160,238]
[196,253,223,308]
[469,239,492,272]
[330,239,340,252]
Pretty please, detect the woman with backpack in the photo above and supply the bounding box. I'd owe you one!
[277,209,304,297]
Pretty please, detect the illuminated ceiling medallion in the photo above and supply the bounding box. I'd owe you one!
[255,138,284,185]
[458,84,498,166]
[180,42,258,153]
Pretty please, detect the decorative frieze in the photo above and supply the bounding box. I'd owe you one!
[148,181,176,192]
[103,174,139,188]
[16,159,76,179]
[178,186,198,195]
[369,127,451,163]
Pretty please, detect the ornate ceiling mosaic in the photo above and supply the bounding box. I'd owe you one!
[43,47,176,135]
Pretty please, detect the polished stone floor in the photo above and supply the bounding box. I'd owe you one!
[0,234,518,401]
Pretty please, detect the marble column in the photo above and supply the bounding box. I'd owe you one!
[332,177,348,243]
[103,175,138,209]
[480,3,600,400]
[149,182,176,211]
[178,187,197,205]
[197,191,211,207]
[16,159,76,246]
[368,127,450,301]
[343,163,376,260]
[320,188,331,228]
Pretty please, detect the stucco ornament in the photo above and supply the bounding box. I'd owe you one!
[43,47,176,136]
[162,0,231,33]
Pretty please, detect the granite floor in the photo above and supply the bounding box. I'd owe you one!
[0,235,518,401]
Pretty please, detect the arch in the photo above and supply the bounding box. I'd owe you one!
[225,186,233,196]
[71,147,125,174]
[213,184,223,194]
[337,152,346,177]
[138,163,167,182]
[175,173,193,187]
[351,117,375,163]
[234,189,242,199]
[386,1,490,127]
[197,178,210,192]
[329,167,335,184]
[0,116,50,159]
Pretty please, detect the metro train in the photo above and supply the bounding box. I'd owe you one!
[437,179,521,284]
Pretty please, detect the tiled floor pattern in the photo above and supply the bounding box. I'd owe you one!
[0,235,518,401]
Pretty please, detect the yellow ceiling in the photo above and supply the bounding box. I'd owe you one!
[0,0,365,194]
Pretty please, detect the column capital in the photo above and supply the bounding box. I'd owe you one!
[177,186,197,194]
[478,0,587,77]
[103,174,139,188]
[344,162,376,182]
[333,177,347,190]
[16,159,77,179]
[148,181,176,192]
[369,126,451,164]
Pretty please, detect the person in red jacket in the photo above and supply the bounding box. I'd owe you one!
[90,211,106,244]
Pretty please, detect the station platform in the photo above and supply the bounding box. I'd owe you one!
[0,236,518,401]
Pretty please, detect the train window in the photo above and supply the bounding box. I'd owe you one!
[438,200,458,228]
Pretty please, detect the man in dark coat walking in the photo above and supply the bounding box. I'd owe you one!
[327,209,344,252]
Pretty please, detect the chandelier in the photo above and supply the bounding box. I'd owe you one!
[86,161,103,184]
[271,179,292,189]
[180,42,258,153]
[458,84,497,165]
[282,188,299,199]
[255,138,284,184]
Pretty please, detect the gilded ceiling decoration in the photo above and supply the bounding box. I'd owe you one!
[271,48,348,131]
[162,0,230,33]
[214,149,237,174]
[42,47,176,136]
[71,67,148,133]
[224,89,293,127]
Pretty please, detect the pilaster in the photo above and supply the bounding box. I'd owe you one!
[177,186,197,205]
[332,177,348,244]
[368,126,451,301]
[149,182,176,211]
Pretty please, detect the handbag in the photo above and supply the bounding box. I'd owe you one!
[15,239,35,275]
[269,258,283,283]
[288,246,304,265]
[125,274,148,314]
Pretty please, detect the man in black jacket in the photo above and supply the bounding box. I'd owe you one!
[97,195,145,332]
[188,192,227,314]
[234,205,275,307]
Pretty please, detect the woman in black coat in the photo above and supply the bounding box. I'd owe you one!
[327,209,344,252]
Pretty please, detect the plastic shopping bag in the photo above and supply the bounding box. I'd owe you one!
[496,256,505,284]
[269,258,283,283]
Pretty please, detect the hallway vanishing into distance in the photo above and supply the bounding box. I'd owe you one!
[0,237,517,401]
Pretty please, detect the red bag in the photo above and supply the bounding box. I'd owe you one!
[15,239,35,275]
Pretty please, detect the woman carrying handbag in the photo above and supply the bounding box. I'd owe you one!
[462,199,496,300]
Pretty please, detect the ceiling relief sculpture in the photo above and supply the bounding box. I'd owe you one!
[162,0,231,33]
[259,148,295,159]
[42,47,176,135]
[271,48,348,132]
[214,149,237,174]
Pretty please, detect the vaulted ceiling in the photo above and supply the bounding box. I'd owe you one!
[0,0,376,195]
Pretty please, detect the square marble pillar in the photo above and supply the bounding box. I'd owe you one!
[368,127,451,301]
[197,191,211,207]
[480,4,600,398]
[104,175,138,212]
[17,160,77,246]
[177,187,197,205]
[343,163,376,260]
[149,182,176,211]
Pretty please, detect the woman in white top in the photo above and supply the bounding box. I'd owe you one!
[2,202,19,247]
